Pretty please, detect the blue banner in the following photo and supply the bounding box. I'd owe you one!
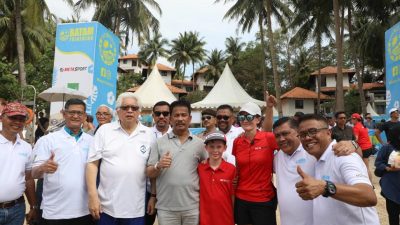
[385,21,400,115]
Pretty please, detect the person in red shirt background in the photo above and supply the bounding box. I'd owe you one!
[198,130,235,225]
[233,101,278,225]
[352,113,374,181]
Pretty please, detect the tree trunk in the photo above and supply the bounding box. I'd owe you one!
[317,39,322,114]
[286,40,292,88]
[333,0,344,112]
[258,15,268,95]
[266,0,282,117]
[192,62,195,91]
[15,0,27,86]
[182,63,186,89]
[348,7,366,115]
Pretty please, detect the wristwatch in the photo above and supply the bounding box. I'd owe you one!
[323,180,336,197]
[351,140,359,150]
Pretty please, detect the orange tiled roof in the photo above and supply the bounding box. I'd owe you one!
[119,54,139,60]
[320,86,351,92]
[171,79,194,86]
[281,87,333,100]
[310,66,355,76]
[127,84,187,94]
[155,63,176,71]
[350,82,385,90]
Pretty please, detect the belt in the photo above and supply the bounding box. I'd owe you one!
[0,196,25,209]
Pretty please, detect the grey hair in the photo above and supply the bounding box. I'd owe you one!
[115,92,142,112]
[97,104,114,116]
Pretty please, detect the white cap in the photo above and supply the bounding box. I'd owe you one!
[239,102,261,116]
[389,108,399,115]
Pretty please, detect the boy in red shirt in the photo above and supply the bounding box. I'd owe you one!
[198,131,236,225]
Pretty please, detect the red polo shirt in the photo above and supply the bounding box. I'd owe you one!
[233,131,278,202]
[353,122,372,150]
[198,160,236,225]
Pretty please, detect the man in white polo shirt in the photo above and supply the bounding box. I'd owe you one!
[295,114,379,225]
[0,102,37,225]
[32,99,94,225]
[86,92,155,225]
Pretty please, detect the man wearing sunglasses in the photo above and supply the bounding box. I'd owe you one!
[87,92,155,225]
[197,109,217,140]
[331,111,355,142]
[295,114,379,225]
[152,101,172,138]
[0,102,37,225]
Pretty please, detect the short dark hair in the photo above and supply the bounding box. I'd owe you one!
[64,98,86,111]
[170,100,191,114]
[273,117,299,130]
[86,115,94,123]
[298,114,329,127]
[202,109,216,117]
[294,111,304,118]
[217,104,234,113]
[153,101,170,112]
[334,111,346,119]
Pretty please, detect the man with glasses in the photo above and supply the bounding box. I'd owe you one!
[0,102,37,225]
[152,101,172,138]
[94,105,113,134]
[294,114,379,225]
[87,92,155,225]
[32,99,94,225]
[197,109,217,140]
[331,111,355,142]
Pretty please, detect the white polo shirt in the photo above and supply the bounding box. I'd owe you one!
[88,121,155,218]
[0,134,32,202]
[151,125,172,139]
[312,141,380,225]
[32,128,93,219]
[274,144,315,225]
[222,126,243,165]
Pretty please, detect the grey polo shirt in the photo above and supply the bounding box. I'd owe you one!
[147,131,207,211]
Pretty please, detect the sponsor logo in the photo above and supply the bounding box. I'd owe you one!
[60,66,88,72]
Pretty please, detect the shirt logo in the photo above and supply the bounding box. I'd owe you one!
[18,152,28,158]
[220,179,231,183]
[322,175,330,181]
[140,145,147,154]
[296,158,306,164]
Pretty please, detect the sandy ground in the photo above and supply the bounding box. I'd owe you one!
[25,156,388,225]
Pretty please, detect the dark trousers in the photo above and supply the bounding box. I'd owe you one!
[386,197,400,225]
[43,215,95,225]
[145,192,156,225]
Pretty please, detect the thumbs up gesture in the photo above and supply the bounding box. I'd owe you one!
[295,166,326,200]
[159,151,172,169]
[41,151,58,174]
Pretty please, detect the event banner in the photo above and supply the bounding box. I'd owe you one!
[385,21,400,115]
[50,22,119,125]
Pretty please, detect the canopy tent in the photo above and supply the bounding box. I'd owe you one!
[366,103,379,117]
[192,64,278,116]
[132,67,177,109]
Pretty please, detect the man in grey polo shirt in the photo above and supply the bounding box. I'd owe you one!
[146,100,206,225]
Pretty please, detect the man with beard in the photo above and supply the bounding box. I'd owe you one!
[152,101,172,138]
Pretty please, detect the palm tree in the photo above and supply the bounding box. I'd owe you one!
[225,36,245,65]
[138,30,169,76]
[204,49,226,84]
[187,31,207,91]
[168,32,192,86]
[217,0,292,117]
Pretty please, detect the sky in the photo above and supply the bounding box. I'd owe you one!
[45,0,258,73]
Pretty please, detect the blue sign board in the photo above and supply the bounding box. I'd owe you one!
[385,21,400,114]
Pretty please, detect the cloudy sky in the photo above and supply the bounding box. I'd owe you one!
[45,0,258,70]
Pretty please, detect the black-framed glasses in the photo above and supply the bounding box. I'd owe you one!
[237,114,256,122]
[96,112,111,117]
[5,115,27,122]
[298,127,328,139]
[65,110,85,117]
[216,115,230,121]
[154,111,170,117]
[202,115,213,121]
[119,105,139,111]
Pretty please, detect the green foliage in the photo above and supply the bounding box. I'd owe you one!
[183,90,208,103]
[344,89,361,115]
[203,49,226,83]
[117,72,144,96]
[0,57,20,100]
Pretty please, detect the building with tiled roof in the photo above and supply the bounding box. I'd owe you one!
[192,67,214,91]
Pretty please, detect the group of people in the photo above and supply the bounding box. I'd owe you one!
[1,91,399,225]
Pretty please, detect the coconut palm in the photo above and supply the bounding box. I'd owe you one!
[187,31,207,91]
[203,49,226,84]
[225,36,245,65]
[138,30,169,76]
[168,32,192,86]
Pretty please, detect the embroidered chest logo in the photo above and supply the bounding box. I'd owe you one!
[321,175,330,181]
[296,158,306,164]
[140,145,147,154]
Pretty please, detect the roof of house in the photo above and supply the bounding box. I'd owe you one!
[351,82,385,90]
[171,79,194,86]
[281,87,333,100]
[320,86,350,92]
[310,66,356,76]
[119,54,139,60]
[155,63,176,72]
[127,84,187,94]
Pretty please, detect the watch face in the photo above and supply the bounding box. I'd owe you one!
[328,182,336,195]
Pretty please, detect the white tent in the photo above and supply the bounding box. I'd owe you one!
[366,103,379,117]
[133,67,177,108]
[192,64,278,116]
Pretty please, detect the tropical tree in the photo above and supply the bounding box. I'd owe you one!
[225,36,245,65]
[187,31,207,90]
[168,32,192,86]
[138,30,169,76]
[203,49,226,83]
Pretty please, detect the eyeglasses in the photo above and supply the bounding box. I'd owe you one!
[201,115,213,121]
[298,127,328,139]
[65,110,85,117]
[119,105,139,111]
[154,111,170,117]
[237,114,256,122]
[5,115,27,122]
[216,115,230,121]
[96,112,111,117]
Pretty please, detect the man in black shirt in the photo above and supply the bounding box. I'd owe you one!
[376,108,400,146]
[331,111,355,141]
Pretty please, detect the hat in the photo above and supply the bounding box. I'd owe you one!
[201,109,216,117]
[204,130,226,144]
[351,113,361,120]
[1,102,28,117]
[389,108,399,115]
[239,102,261,116]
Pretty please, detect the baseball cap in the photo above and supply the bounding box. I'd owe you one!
[239,102,261,116]
[351,113,361,120]
[201,109,216,117]
[389,108,399,115]
[204,130,226,144]
[1,102,28,117]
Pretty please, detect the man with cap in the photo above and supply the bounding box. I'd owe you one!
[0,102,37,225]
[376,107,400,147]
[197,109,217,140]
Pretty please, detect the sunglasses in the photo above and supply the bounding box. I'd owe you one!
[237,114,256,122]
[119,105,139,111]
[154,111,170,117]
[6,115,27,122]
[201,115,213,121]
[216,115,230,121]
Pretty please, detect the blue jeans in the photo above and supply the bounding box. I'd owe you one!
[0,202,26,225]
[98,213,144,225]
